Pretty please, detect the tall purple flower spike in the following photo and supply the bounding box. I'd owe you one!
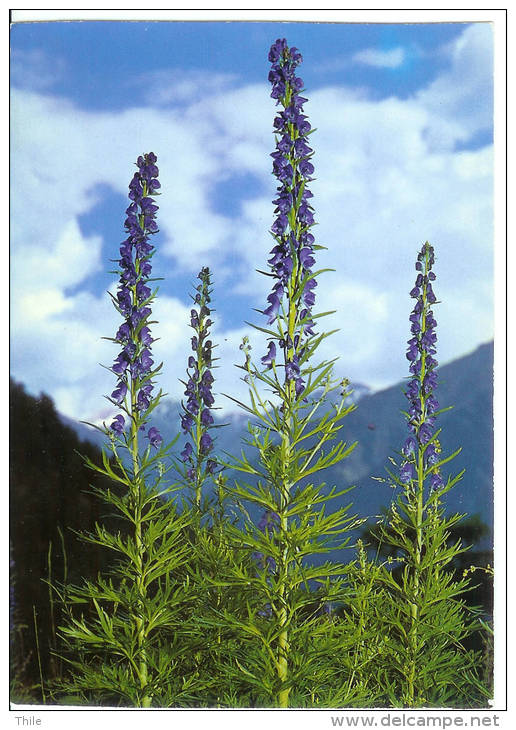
[400,242,443,489]
[109,152,162,449]
[262,39,318,397]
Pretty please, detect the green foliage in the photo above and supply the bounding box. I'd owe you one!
[51,439,204,706]
[368,485,490,707]
[212,317,364,708]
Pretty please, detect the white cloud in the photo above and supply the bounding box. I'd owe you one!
[352,47,405,69]
[416,23,493,148]
[10,24,494,423]
[12,218,102,294]
[10,47,67,90]
[132,68,238,105]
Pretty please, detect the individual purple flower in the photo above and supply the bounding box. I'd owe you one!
[181,413,194,433]
[261,341,277,368]
[201,409,214,427]
[111,380,128,405]
[112,352,130,375]
[424,443,439,466]
[110,414,125,434]
[430,473,445,490]
[400,462,414,484]
[181,442,193,461]
[147,426,163,449]
[137,383,154,412]
[200,432,213,455]
[402,437,417,458]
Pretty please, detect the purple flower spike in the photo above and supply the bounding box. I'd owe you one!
[260,40,319,397]
[180,267,218,500]
[404,243,439,444]
[399,242,445,490]
[110,153,161,432]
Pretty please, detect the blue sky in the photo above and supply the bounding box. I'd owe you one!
[10,17,495,424]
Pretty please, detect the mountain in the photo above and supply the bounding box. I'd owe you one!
[333,341,494,534]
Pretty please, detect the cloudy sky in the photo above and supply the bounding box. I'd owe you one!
[10,16,495,424]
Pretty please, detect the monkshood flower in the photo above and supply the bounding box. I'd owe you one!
[399,242,444,490]
[180,267,217,504]
[108,152,162,448]
[262,38,319,398]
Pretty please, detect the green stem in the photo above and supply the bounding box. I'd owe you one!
[130,390,151,706]
[275,254,299,708]
[131,182,151,707]
[406,246,431,707]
